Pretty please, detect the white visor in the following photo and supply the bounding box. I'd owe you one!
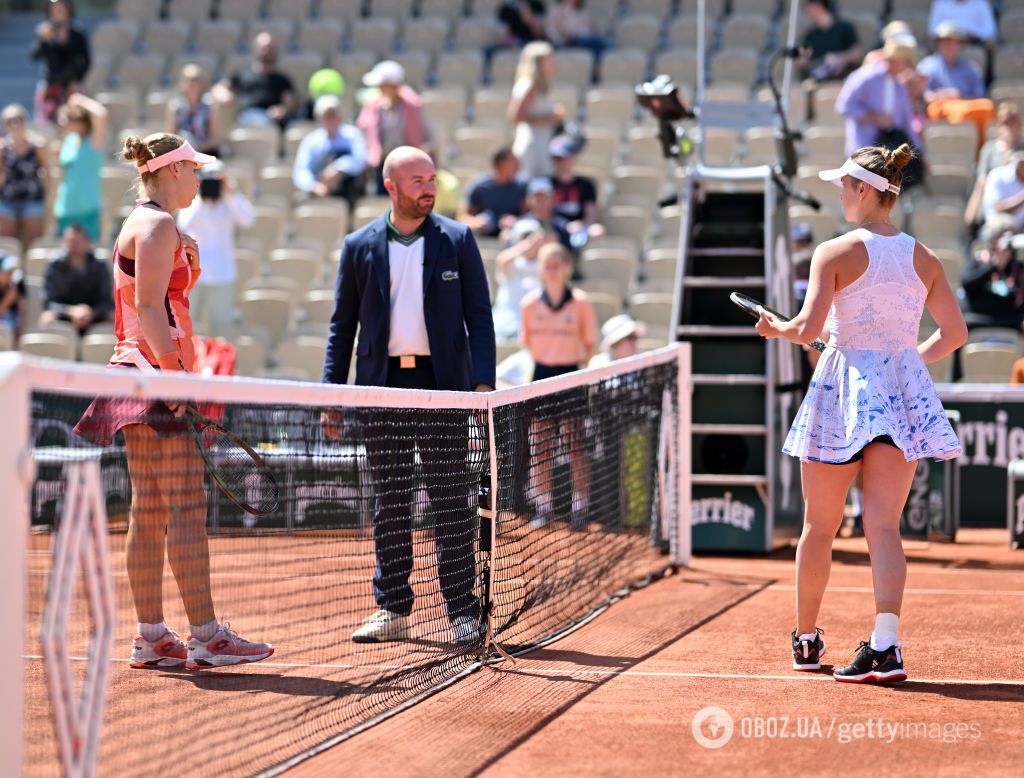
[818,158,901,195]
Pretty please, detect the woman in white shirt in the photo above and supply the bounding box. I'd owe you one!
[175,161,254,336]
[507,41,563,179]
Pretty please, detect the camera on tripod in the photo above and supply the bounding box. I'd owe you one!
[635,75,694,161]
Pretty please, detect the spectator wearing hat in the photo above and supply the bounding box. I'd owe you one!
[304,68,346,121]
[927,0,997,46]
[0,252,25,337]
[918,22,993,145]
[462,147,526,237]
[493,218,553,339]
[967,103,1024,229]
[514,177,572,253]
[548,134,604,250]
[588,313,645,368]
[835,39,923,161]
[166,64,220,157]
[39,223,112,334]
[981,152,1024,234]
[358,61,433,196]
[293,95,367,209]
[213,33,296,128]
[798,0,861,83]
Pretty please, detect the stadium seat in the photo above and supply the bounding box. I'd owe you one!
[586,292,624,326]
[228,127,280,166]
[624,129,663,165]
[789,207,841,243]
[436,51,485,90]
[280,53,328,101]
[115,54,168,93]
[469,0,503,16]
[169,52,220,84]
[292,204,350,250]
[231,333,269,375]
[743,127,777,166]
[652,49,700,88]
[240,289,297,346]
[604,205,651,250]
[489,48,521,84]
[625,0,674,17]
[248,18,297,48]
[585,87,636,136]
[611,165,665,205]
[348,18,400,55]
[666,16,713,49]
[710,49,759,87]
[454,126,505,166]
[24,248,56,281]
[642,249,678,286]
[195,19,243,57]
[960,343,1020,384]
[698,127,739,166]
[1003,11,1024,45]
[80,333,118,366]
[247,207,289,254]
[933,248,966,283]
[615,15,661,50]
[116,0,162,24]
[303,289,336,327]
[266,0,315,20]
[731,0,779,14]
[19,332,76,362]
[552,50,593,89]
[275,335,328,379]
[141,20,192,57]
[90,20,140,58]
[258,166,297,203]
[811,83,845,125]
[802,125,845,163]
[923,123,978,169]
[420,0,466,22]
[403,16,451,55]
[296,18,345,57]
[579,254,636,296]
[720,15,770,50]
[166,0,213,23]
[219,0,263,22]
[268,249,323,291]
[923,166,973,200]
[392,52,432,92]
[600,48,649,88]
[628,292,675,332]
[421,88,468,140]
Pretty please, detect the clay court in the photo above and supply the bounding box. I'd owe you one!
[24,527,1024,777]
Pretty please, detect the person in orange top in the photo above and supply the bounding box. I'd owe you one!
[520,242,597,527]
[74,133,272,671]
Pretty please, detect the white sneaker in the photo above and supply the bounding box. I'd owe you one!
[186,622,274,670]
[129,629,187,669]
[452,615,483,646]
[352,609,410,643]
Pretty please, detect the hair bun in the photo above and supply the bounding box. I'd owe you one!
[122,135,150,164]
[886,143,914,172]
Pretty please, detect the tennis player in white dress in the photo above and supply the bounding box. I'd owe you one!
[755,143,967,683]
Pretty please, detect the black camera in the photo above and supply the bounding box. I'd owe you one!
[199,175,222,201]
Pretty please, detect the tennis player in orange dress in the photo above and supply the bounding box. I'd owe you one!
[75,133,272,670]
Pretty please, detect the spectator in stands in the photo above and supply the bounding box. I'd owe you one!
[293,95,367,209]
[357,61,433,196]
[798,0,861,82]
[967,103,1024,229]
[39,223,112,334]
[520,242,596,526]
[515,177,572,252]
[303,68,346,121]
[791,221,815,307]
[54,93,106,242]
[588,313,645,368]
[493,218,550,339]
[176,162,254,337]
[463,147,525,237]
[30,0,89,125]
[918,22,994,145]
[548,134,604,250]
[166,64,221,157]
[546,0,606,73]
[0,104,49,249]
[981,151,1024,233]
[499,0,547,46]
[862,21,918,67]
[927,0,997,46]
[0,253,25,337]
[508,41,564,180]
[213,33,295,128]
[835,40,923,164]
[959,215,1024,331]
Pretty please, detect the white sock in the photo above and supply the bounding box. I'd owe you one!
[798,632,819,643]
[190,618,219,642]
[139,621,167,642]
[870,612,899,651]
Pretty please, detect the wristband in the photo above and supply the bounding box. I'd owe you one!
[155,351,184,372]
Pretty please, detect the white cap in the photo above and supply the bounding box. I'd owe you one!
[363,60,405,87]
[817,158,901,195]
[600,314,646,352]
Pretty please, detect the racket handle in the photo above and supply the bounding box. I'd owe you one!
[124,349,157,373]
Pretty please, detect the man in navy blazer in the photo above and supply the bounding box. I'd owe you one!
[322,146,496,646]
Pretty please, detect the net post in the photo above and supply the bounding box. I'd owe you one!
[0,355,29,778]
[675,342,693,567]
[482,402,500,655]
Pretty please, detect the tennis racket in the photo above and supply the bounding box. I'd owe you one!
[125,350,280,516]
[729,292,827,353]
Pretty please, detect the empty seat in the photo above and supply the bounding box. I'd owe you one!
[239,289,296,346]
[960,343,1019,383]
[19,332,77,362]
[80,332,118,365]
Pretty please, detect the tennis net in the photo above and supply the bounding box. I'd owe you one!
[5,344,689,777]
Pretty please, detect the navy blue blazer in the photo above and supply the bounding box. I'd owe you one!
[322,213,496,391]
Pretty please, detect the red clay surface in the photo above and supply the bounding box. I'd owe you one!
[285,529,1024,778]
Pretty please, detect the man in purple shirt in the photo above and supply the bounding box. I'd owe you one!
[835,39,922,157]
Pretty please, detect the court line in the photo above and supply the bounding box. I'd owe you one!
[759,584,1024,597]
[694,560,1023,577]
[22,656,1024,687]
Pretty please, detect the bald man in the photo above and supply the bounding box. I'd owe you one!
[323,146,496,646]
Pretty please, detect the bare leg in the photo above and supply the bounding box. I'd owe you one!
[529,417,557,518]
[795,458,860,635]
[860,444,917,616]
[0,216,16,240]
[123,425,170,624]
[21,215,43,248]
[566,418,589,516]
[161,433,215,625]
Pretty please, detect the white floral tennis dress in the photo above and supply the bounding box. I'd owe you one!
[783,229,962,464]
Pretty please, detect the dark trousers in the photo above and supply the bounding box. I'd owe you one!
[365,357,480,621]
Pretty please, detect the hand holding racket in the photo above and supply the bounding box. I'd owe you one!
[730,292,827,353]
[124,349,280,516]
